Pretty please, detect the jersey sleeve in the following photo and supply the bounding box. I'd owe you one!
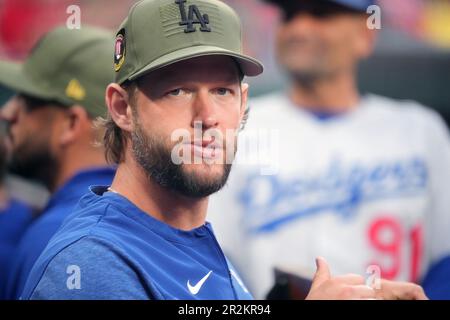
[26,237,152,300]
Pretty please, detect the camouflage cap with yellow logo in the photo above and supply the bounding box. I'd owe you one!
[114,0,264,84]
[0,26,114,117]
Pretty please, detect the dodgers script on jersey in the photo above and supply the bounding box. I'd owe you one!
[208,92,450,299]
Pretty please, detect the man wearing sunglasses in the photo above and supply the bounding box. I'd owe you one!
[209,0,450,299]
[0,26,116,299]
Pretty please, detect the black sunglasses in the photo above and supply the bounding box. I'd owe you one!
[16,94,69,113]
[0,94,69,135]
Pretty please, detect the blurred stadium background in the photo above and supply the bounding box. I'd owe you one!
[0,0,450,205]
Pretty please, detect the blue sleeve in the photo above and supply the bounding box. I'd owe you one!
[0,201,33,299]
[422,256,450,300]
[27,237,153,300]
[6,216,63,300]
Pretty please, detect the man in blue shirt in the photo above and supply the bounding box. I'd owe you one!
[0,113,33,297]
[21,0,427,300]
[0,26,116,299]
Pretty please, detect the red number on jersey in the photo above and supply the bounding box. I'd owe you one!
[368,216,423,282]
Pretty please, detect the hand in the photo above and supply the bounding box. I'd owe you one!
[305,257,428,300]
[306,257,376,300]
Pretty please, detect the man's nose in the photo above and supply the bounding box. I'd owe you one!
[191,90,219,130]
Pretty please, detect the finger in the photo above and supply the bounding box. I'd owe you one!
[311,257,331,289]
[333,274,366,286]
[399,283,428,300]
[378,280,429,300]
[413,285,429,300]
[346,285,377,300]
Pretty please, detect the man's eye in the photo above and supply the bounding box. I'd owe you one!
[216,88,231,95]
[168,89,183,96]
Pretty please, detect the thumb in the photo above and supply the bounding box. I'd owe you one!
[311,257,331,289]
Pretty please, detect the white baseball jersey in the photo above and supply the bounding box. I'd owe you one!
[208,92,450,299]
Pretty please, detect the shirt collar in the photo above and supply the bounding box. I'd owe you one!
[45,167,116,211]
[88,185,213,244]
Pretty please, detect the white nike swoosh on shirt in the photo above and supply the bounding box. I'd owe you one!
[187,270,213,295]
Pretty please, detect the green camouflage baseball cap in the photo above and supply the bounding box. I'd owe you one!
[114,0,264,84]
[0,26,114,117]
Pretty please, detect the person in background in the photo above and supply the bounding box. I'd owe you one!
[209,0,450,299]
[0,26,116,299]
[0,98,33,298]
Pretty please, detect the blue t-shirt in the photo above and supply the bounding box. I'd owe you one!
[21,186,253,300]
[5,168,115,299]
[0,199,33,298]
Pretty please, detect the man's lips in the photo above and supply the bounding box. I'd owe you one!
[187,141,223,160]
[192,138,215,147]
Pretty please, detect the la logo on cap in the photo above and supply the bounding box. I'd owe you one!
[175,0,211,33]
[114,29,126,72]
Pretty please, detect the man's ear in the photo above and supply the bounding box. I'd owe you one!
[105,83,134,133]
[58,105,89,147]
[238,82,250,131]
[240,82,249,119]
